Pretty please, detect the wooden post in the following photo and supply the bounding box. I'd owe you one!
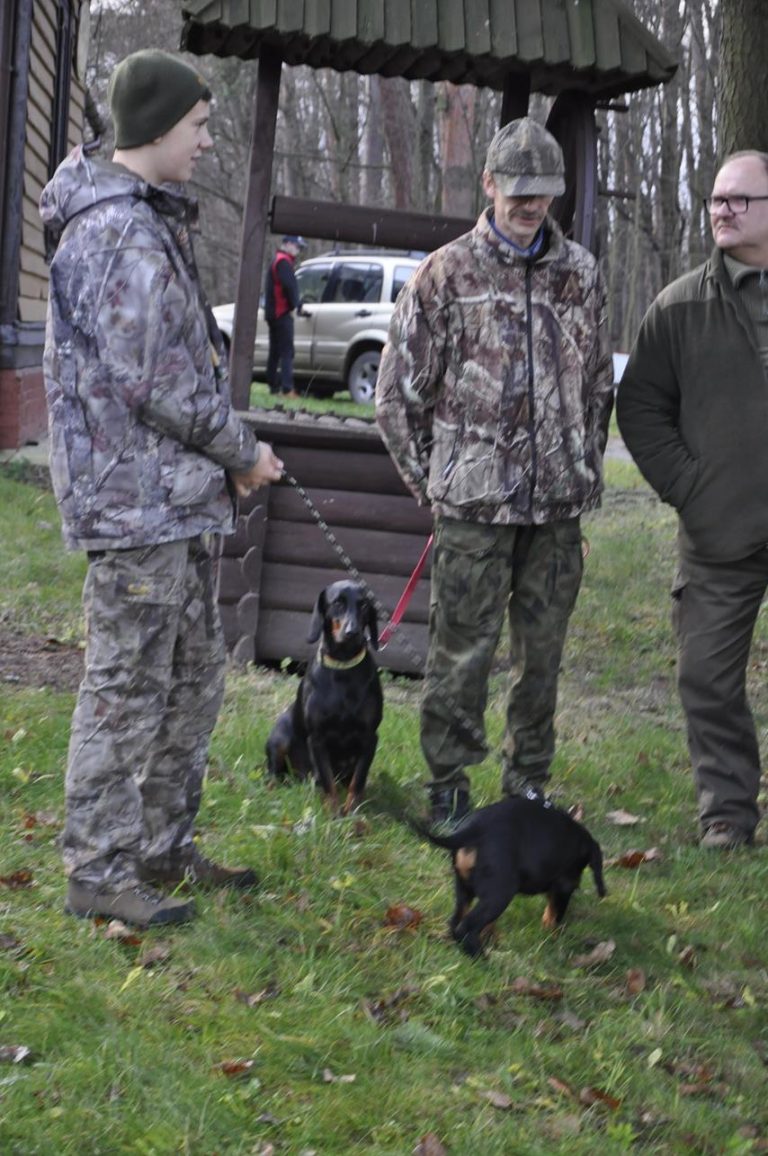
[546,92,598,252]
[499,73,530,125]
[229,47,282,412]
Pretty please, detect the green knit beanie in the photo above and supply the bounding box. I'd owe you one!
[108,50,211,149]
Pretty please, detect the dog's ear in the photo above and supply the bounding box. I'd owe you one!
[365,598,379,651]
[307,589,327,643]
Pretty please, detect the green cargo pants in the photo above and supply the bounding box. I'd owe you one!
[672,546,768,838]
[421,515,583,794]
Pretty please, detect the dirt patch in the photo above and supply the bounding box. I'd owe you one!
[0,628,84,694]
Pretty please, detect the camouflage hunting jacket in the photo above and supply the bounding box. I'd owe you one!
[40,147,259,552]
[376,208,614,525]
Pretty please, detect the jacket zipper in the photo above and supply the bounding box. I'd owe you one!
[525,262,537,518]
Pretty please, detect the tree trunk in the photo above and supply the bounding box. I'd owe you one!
[379,78,414,210]
[439,83,477,217]
[720,0,768,154]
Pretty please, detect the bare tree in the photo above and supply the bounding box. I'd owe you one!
[720,0,768,154]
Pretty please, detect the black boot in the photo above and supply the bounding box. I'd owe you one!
[430,787,472,830]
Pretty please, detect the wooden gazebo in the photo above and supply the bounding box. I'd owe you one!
[179,0,676,673]
[181,0,676,408]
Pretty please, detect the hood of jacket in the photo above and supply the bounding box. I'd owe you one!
[39,145,194,244]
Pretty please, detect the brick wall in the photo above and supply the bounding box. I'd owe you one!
[0,366,47,449]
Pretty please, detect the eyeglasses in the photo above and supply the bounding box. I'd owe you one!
[704,194,768,214]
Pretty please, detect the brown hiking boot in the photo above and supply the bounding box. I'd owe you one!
[65,880,196,927]
[140,848,258,890]
[700,822,754,850]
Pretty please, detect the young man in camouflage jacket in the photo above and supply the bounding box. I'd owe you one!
[376,118,614,826]
[40,50,283,927]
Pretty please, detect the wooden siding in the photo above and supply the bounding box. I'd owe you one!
[181,0,677,99]
[20,0,86,325]
[222,411,433,675]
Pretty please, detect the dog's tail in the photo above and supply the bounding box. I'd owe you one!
[590,838,607,898]
[407,814,475,852]
[371,773,474,850]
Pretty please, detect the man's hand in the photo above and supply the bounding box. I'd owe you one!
[231,443,284,497]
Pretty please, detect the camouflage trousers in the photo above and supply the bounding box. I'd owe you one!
[62,536,226,889]
[421,516,583,794]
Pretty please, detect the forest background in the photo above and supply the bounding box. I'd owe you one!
[83,0,733,357]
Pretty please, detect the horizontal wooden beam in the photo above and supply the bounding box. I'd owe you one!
[270,194,474,252]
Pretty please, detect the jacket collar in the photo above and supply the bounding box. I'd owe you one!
[475,206,564,266]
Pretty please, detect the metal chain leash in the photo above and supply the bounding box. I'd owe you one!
[281,468,547,803]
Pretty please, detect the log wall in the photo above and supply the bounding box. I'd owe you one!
[221,410,433,675]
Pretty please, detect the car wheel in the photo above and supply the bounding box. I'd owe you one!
[347,349,380,404]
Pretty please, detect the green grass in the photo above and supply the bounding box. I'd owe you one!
[0,470,86,637]
[2,460,768,1154]
[249,379,376,420]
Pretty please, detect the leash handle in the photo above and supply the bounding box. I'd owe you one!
[379,533,434,648]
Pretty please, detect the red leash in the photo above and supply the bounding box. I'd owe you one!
[379,533,434,648]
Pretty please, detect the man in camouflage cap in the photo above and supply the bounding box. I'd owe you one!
[376,117,613,826]
[40,50,284,927]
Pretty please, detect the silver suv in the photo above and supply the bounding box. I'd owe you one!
[212,251,422,403]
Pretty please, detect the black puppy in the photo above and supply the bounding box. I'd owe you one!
[266,580,383,815]
[415,797,606,958]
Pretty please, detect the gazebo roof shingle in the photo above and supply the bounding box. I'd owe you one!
[181,0,676,100]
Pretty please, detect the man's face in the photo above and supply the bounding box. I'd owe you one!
[152,99,213,183]
[709,155,768,265]
[482,171,553,248]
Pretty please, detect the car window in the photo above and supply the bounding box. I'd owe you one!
[329,263,384,305]
[391,264,417,303]
[296,263,333,304]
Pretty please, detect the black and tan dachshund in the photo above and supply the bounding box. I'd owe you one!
[414,797,606,958]
[266,580,383,815]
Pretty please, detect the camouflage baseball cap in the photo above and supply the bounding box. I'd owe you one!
[485,118,565,197]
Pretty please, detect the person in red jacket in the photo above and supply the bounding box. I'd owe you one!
[265,234,307,397]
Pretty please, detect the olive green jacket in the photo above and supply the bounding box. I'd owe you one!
[617,246,768,561]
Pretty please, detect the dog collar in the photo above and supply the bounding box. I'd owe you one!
[320,647,368,670]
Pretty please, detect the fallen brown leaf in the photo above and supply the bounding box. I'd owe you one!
[678,945,697,969]
[384,904,423,930]
[322,1067,356,1084]
[217,1058,255,1078]
[103,921,143,946]
[679,1081,729,1098]
[626,967,647,994]
[413,1133,447,1156]
[579,1085,621,1110]
[548,1075,577,1100]
[553,1009,588,1032]
[481,1089,514,1110]
[510,977,564,1000]
[572,940,616,968]
[235,982,280,1007]
[0,870,33,889]
[362,984,419,1025]
[139,943,172,968]
[568,802,585,822]
[605,809,644,826]
[606,847,662,868]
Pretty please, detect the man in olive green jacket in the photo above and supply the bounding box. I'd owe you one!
[617,150,768,850]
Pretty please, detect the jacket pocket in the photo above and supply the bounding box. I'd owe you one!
[166,454,225,508]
